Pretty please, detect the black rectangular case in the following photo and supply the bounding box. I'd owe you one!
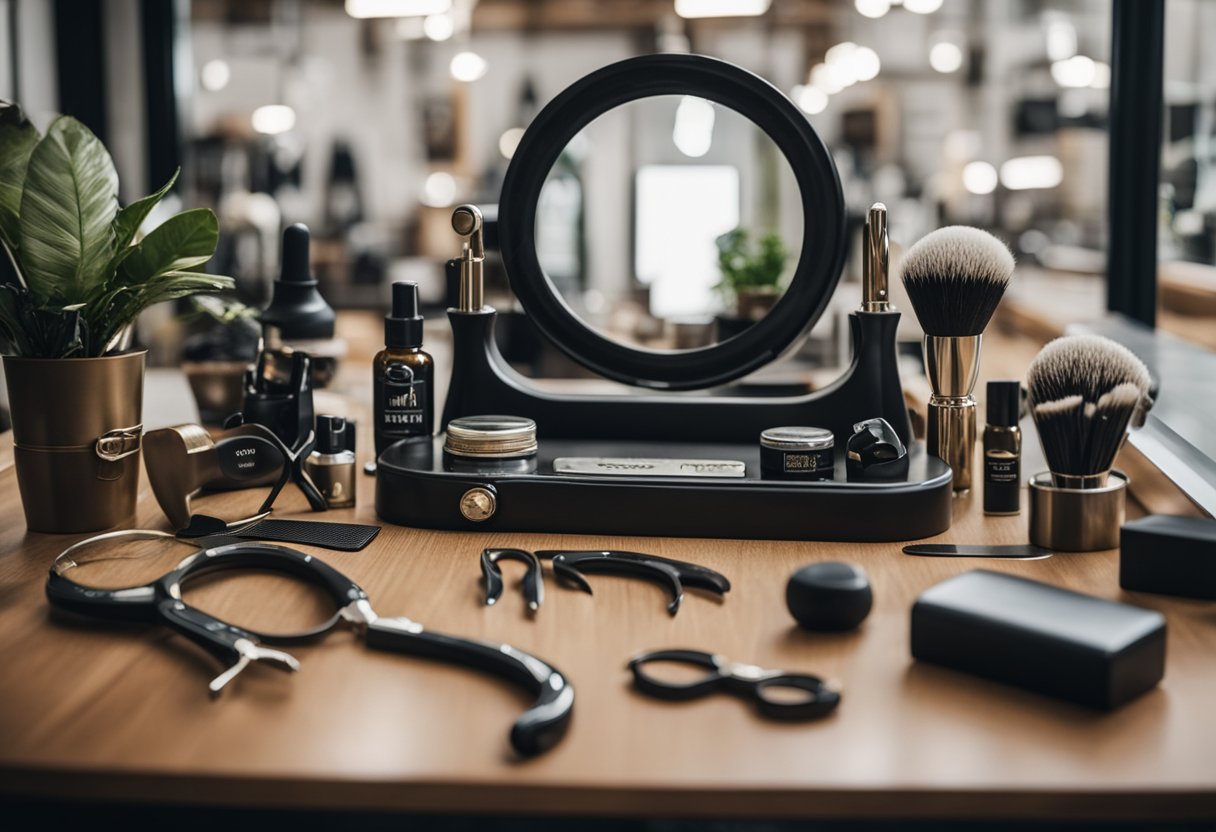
[1120,514,1216,600]
[911,570,1166,710]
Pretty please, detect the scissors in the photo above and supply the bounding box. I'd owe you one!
[628,649,840,721]
[535,550,731,616]
[46,532,573,757]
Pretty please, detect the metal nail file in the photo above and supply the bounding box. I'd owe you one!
[553,458,746,478]
[902,544,1053,560]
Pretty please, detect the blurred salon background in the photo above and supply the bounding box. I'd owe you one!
[1,0,1214,408]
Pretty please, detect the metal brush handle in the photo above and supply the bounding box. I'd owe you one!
[862,203,889,311]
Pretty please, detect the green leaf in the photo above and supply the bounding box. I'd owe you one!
[112,167,179,250]
[119,207,217,283]
[0,101,40,264]
[17,116,119,305]
[91,270,234,352]
[0,283,84,357]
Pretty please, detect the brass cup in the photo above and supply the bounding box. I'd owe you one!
[1028,470,1128,552]
[4,351,145,533]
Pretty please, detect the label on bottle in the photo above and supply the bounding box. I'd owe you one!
[984,449,1020,513]
[375,362,430,448]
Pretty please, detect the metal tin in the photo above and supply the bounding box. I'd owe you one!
[760,426,834,479]
[1028,470,1127,552]
[444,415,538,459]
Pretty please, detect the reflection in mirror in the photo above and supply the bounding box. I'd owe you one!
[535,95,804,352]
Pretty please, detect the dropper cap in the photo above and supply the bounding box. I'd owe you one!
[260,223,336,340]
[385,281,424,349]
[987,380,1021,427]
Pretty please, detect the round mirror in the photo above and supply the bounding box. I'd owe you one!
[499,54,846,390]
[535,95,804,352]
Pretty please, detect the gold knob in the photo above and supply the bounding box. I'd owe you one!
[459,487,496,522]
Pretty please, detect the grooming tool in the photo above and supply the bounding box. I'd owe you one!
[445,415,538,459]
[452,204,486,313]
[192,518,381,552]
[373,281,434,455]
[47,535,573,757]
[628,649,840,721]
[983,380,1022,515]
[911,570,1165,710]
[1120,515,1216,600]
[145,423,297,532]
[480,548,544,612]
[786,561,872,632]
[903,544,1052,560]
[535,549,731,616]
[305,415,357,509]
[862,202,889,312]
[260,223,342,388]
[900,226,1015,492]
[553,457,746,478]
[845,417,908,480]
[1025,334,1154,551]
[759,427,834,479]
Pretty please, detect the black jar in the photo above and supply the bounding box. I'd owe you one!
[760,426,835,480]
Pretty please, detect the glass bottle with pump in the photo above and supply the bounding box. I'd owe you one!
[983,380,1022,515]
[373,282,434,455]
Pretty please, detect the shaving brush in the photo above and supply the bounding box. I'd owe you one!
[1027,334,1154,488]
[900,227,1015,491]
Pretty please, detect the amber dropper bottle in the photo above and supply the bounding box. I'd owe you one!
[983,379,1022,515]
[373,282,434,456]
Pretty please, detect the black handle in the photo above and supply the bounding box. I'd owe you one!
[156,598,251,666]
[45,572,159,623]
[746,675,841,721]
[628,649,723,700]
[173,543,368,614]
[365,618,573,756]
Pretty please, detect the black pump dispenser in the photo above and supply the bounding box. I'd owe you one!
[315,415,348,454]
[261,223,336,340]
[385,281,424,349]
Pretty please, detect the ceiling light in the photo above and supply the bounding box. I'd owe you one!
[851,46,881,81]
[1045,17,1077,61]
[1090,60,1111,89]
[929,41,963,73]
[201,59,230,92]
[962,161,997,195]
[855,0,890,19]
[251,104,296,135]
[421,171,458,207]
[674,0,770,19]
[450,51,488,82]
[345,0,451,19]
[423,12,454,41]
[1051,54,1096,88]
[903,0,943,13]
[1000,156,1063,190]
[794,85,828,115]
[672,96,715,158]
[810,63,842,95]
[499,127,526,160]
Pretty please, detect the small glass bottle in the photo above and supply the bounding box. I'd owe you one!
[984,380,1022,515]
[374,282,434,455]
[305,415,356,508]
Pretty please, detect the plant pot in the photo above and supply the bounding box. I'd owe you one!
[182,360,249,425]
[735,287,781,321]
[3,351,145,533]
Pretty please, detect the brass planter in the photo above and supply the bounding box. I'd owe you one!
[4,351,145,533]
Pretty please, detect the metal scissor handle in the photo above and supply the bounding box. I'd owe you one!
[628,649,840,721]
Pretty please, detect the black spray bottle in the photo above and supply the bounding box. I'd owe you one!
[983,380,1022,515]
[374,282,433,455]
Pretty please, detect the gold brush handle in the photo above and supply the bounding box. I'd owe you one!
[928,399,976,492]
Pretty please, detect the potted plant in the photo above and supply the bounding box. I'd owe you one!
[180,297,261,424]
[0,101,233,533]
[714,227,788,339]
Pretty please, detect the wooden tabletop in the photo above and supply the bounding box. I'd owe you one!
[1,424,1214,822]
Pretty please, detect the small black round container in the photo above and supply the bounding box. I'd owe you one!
[786,561,873,632]
[760,426,835,479]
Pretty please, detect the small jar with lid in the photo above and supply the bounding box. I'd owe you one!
[443,415,538,474]
[760,426,835,480]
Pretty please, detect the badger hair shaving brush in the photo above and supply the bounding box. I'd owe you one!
[900,227,1015,491]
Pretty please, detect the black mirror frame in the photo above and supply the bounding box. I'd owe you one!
[497,53,847,390]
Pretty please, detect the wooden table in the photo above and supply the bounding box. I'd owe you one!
[1,423,1214,823]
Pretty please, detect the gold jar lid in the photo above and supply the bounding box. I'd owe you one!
[444,415,538,459]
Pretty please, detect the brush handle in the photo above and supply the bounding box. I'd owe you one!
[928,398,976,492]
[924,335,982,398]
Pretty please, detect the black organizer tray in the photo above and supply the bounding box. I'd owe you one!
[376,437,953,542]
